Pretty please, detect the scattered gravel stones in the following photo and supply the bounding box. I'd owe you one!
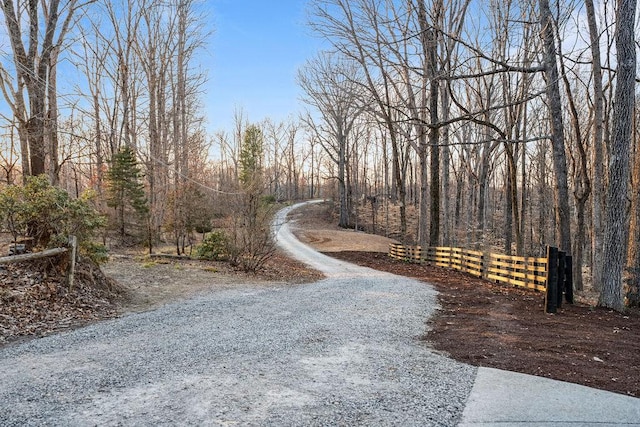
[0,203,475,426]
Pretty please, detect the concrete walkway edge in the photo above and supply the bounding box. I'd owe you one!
[459,367,640,426]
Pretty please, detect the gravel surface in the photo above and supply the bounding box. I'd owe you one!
[0,201,475,426]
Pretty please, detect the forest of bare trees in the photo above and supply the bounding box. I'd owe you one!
[0,0,638,310]
[301,0,639,310]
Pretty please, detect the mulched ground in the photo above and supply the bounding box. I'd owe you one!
[327,251,640,398]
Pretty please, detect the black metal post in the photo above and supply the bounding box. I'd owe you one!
[545,246,559,314]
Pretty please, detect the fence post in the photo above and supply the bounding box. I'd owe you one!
[68,235,77,291]
[557,251,566,309]
[564,255,574,304]
[545,246,559,314]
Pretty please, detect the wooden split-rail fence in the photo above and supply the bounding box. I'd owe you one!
[388,243,572,313]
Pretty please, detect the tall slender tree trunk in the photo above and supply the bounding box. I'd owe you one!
[418,143,428,246]
[504,144,521,255]
[441,120,451,246]
[390,131,407,237]
[416,1,441,247]
[520,104,528,255]
[539,0,572,255]
[585,0,606,292]
[476,160,489,249]
[505,163,513,255]
[338,132,349,228]
[47,48,60,185]
[600,0,636,311]
[425,15,440,247]
[428,92,440,247]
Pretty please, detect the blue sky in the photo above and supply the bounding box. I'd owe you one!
[205,0,324,134]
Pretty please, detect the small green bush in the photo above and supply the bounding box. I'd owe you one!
[196,231,228,261]
[261,194,276,205]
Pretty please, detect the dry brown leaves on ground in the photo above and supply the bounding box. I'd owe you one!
[0,255,124,345]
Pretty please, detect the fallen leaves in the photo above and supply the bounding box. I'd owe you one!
[0,256,124,345]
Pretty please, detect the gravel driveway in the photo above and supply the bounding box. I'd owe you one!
[0,202,475,426]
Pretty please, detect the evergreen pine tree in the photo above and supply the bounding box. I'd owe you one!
[239,125,264,189]
[106,147,148,237]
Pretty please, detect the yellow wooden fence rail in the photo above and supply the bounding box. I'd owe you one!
[389,243,548,291]
[486,252,548,292]
[389,243,573,313]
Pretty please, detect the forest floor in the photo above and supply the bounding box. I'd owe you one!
[1,201,639,398]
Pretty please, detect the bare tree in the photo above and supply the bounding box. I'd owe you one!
[283,120,302,200]
[298,52,366,228]
[262,119,285,199]
[0,0,91,181]
[556,6,590,291]
[0,121,20,184]
[308,0,411,237]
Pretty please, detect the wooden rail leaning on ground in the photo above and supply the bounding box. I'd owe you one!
[0,247,68,265]
[389,243,573,313]
[0,236,79,289]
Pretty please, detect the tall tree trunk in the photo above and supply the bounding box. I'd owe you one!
[18,126,31,182]
[93,87,104,201]
[27,95,46,176]
[585,0,606,292]
[628,131,640,306]
[600,0,636,311]
[424,11,440,247]
[338,132,349,228]
[504,143,521,255]
[520,105,528,255]
[505,163,513,255]
[418,143,428,246]
[476,159,489,249]
[428,91,440,247]
[441,121,451,246]
[47,48,60,185]
[539,0,572,255]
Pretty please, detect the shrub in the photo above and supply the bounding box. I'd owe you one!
[81,241,109,264]
[0,184,25,243]
[261,194,276,205]
[196,231,228,261]
[0,175,106,261]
